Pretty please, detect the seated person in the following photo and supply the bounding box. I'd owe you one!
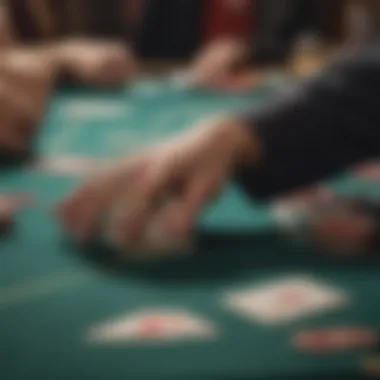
[3,0,335,90]
[188,0,326,90]
[52,39,137,88]
[0,46,55,162]
[3,0,209,88]
[3,0,137,88]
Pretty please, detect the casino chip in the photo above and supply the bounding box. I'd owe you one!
[292,327,378,353]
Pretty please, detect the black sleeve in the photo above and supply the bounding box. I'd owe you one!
[236,38,380,200]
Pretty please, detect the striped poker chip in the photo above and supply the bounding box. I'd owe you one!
[292,327,378,353]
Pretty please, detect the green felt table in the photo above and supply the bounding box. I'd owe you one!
[0,77,379,380]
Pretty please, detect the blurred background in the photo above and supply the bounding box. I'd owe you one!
[1,2,380,379]
[1,0,379,80]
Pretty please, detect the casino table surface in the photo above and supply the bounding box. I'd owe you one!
[0,77,379,380]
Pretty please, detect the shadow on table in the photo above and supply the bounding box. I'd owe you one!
[65,228,380,285]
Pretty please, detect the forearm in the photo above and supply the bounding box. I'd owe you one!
[233,38,380,200]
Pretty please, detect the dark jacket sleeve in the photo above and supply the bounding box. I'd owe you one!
[252,0,318,65]
[236,38,380,200]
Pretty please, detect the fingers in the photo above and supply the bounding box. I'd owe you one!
[58,39,137,87]
[57,159,149,242]
[56,120,232,255]
[2,48,55,115]
[191,39,248,87]
[57,176,117,241]
[168,170,223,238]
[108,166,223,252]
[109,160,176,248]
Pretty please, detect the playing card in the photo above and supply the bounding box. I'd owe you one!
[224,276,348,325]
[87,309,216,344]
[28,156,107,176]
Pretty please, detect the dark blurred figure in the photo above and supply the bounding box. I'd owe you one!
[0,3,55,164]
[189,0,346,89]
[345,0,380,44]
[5,0,203,58]
[6,1,347,59]
[4,0,204,86]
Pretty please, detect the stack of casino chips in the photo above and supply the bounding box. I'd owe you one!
[272,191,380,255]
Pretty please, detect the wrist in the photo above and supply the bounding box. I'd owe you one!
[52,41,72,73]
[213,118,262,167]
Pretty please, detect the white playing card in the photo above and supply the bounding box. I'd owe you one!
[224,276,348,325]
[87,309,216,344]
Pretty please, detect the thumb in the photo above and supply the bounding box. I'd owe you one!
[170,171,224,238]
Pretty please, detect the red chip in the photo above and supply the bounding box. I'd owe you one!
[292,327,377,353]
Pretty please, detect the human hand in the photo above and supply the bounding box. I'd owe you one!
[57,39,138,88]
[190,39,249,88]
[56,117,259,252]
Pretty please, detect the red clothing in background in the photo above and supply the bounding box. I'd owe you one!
[202,0,255,43]
[124,0,145,31]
